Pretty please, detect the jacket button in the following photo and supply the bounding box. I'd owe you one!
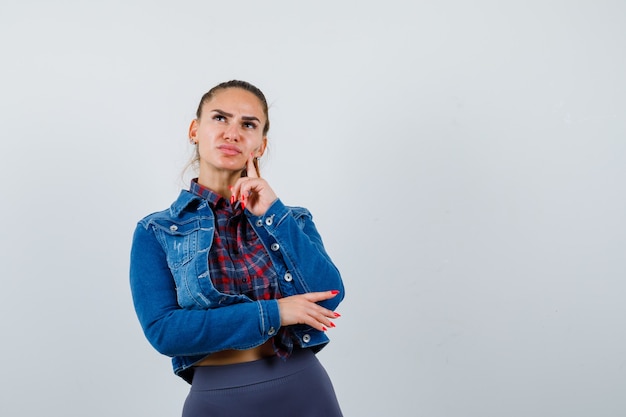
[256,219,263,227]
[284,272,293,282]
[268,327,276,336]
[302,334,311,343]
[169,225,178,231]
[270,243,280,251]
[265,216,274,226]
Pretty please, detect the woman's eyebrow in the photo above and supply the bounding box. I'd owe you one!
[211,109,260,122]
[211,109,232,117]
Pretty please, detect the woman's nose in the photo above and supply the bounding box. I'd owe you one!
[224,124,240,141]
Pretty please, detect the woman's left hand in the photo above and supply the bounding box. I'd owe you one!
[231,153,278,216]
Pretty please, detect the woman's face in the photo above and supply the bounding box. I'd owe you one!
[189,87,267,177]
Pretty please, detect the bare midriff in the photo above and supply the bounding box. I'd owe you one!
[195,339,276,366]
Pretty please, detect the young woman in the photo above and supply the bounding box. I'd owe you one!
[130,80,345,416]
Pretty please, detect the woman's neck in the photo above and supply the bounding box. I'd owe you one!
[197,169,242,198]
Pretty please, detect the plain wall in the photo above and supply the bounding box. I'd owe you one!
[1,1,624,416]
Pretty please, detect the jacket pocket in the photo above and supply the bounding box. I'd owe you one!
[151,218,201,269]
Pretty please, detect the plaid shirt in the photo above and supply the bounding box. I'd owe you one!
[189,179,294,355]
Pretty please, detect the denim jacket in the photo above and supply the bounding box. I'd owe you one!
[130,190,344,383]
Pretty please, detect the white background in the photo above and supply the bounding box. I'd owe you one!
[1,1,625,416]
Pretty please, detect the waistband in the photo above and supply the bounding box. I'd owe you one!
[190,348,316,390]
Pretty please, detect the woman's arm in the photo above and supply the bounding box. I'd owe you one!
[249,199,344,311]
[231,155,345,311]
[130,223,281,357]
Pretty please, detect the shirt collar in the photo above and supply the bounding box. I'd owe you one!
[169,179,239,217]
[189,178,223,208]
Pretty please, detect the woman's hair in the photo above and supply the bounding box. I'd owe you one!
[186,80,269,177]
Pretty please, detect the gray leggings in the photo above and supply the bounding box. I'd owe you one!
[182,349,343,417]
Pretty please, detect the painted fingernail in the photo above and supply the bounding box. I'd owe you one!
[333,312,341,318]
[329,322,336,328]
[330,290,340,295]
[321,326,328,332]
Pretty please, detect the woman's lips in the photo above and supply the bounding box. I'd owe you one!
[218,145,241,156]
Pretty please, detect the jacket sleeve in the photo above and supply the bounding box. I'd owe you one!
[248,199,345,310]
[129,222,281,357]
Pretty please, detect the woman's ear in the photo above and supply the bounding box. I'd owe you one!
[256,136,268,157]
[188,119,199,144]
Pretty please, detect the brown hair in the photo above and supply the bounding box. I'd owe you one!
[188,80,269,177]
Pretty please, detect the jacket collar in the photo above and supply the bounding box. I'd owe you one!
[169,190,202,217]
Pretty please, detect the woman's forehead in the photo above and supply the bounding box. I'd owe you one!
[204,88,264,112]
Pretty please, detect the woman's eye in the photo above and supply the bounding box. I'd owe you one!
[243,122,257,129]
[213,115,226,122]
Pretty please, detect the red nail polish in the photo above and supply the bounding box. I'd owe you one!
[330,290,340,295]
[333,312,341,318]
[321,326,327,332]
[329,322,336,328]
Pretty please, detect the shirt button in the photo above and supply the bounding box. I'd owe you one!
[265,216,274,226]
[268,327,276,336]
[284,272,293,282]
[256,219,263,227]
[302,334,311,343]
[169,225,178,232]
[270,243,280,251]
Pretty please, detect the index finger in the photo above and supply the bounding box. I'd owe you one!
[303,290,341,302]
[246,153,259,178]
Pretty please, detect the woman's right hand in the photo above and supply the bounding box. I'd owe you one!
[277,291,341,332]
